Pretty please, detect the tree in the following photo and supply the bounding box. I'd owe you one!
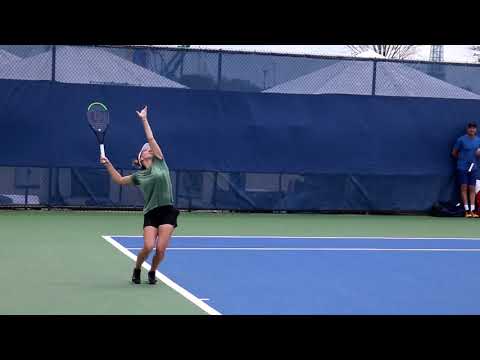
[347,45,419,59]
[470,46,480,62]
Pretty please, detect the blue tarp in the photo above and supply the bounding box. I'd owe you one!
[0,79,476,211]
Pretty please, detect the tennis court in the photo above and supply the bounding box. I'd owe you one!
[2,210,480,315]
[3,45,480,316]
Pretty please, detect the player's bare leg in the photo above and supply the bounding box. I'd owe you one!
[132,226,158,284]
[148,225,175,284]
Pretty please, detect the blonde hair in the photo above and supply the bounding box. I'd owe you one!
[138,143,151,162]
[132,159,143,169]
[133,143,150,170]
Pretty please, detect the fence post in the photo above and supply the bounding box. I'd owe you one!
[48,45,56,208]
[24,168,30,208]
[217,51,222,90]
[175,170,179,206]
[51,45,56,82]
[212,172,218,208]
[371,60,377,96]
[118,168,123,205]
[278,173,283,211]
[47,167,53,209]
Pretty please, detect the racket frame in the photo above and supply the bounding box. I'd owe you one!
[87,102,110,158]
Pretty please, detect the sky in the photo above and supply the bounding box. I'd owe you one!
[159,45,478,63]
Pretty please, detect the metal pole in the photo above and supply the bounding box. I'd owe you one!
[118,168,123,205]
[217,52,222,90]
[51,45,56,82]
[48,45,55,206]
[273,62,277,86]
[212,172,218,208]
[47,167,52,209]
[24,168,30,208]
[371,60,377,96]
[175,171,179,206]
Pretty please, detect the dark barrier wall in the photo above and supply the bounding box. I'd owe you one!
[0,79,477,211]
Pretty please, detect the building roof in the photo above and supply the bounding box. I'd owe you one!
[0,46,187,88]
[0,49,21,65]
[264,59,480,99]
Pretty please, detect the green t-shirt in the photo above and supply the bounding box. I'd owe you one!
[131,157,174,214]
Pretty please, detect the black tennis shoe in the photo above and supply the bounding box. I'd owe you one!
[132,268,141,284]
[148,271,157,285]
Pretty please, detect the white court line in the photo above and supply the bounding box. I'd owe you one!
[102,236,221,315]
[109,235,480,241]
[126,247,480,252]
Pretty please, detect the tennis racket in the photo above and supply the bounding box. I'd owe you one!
[86,102,110,158]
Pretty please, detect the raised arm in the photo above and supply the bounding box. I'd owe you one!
[136,106,164,160]
[100,156,133,185]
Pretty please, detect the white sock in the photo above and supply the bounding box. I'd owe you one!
[465,205,470,211]
[472,205,476,211]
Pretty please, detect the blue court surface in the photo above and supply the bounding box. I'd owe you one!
[104,235,480,315]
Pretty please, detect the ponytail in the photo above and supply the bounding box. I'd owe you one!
[132,159,145,170]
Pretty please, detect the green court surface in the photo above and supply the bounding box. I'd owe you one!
[1,210,480,315]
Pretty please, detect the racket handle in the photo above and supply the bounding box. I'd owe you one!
[100,144,105,157]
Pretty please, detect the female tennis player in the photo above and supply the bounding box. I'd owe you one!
[100,106,179,285]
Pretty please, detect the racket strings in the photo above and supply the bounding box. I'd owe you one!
[87,102,110,144]
[87,104,110,132]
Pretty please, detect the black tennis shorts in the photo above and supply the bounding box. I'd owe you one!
[143,205,180,229]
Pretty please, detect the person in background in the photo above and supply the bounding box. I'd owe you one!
[452,122,480,218]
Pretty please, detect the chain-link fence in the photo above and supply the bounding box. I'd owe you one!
[1,45,480,97]
[0,166,455,212]
[0,45,476,211]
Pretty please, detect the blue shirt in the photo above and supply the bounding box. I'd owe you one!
[453,135,480,171]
